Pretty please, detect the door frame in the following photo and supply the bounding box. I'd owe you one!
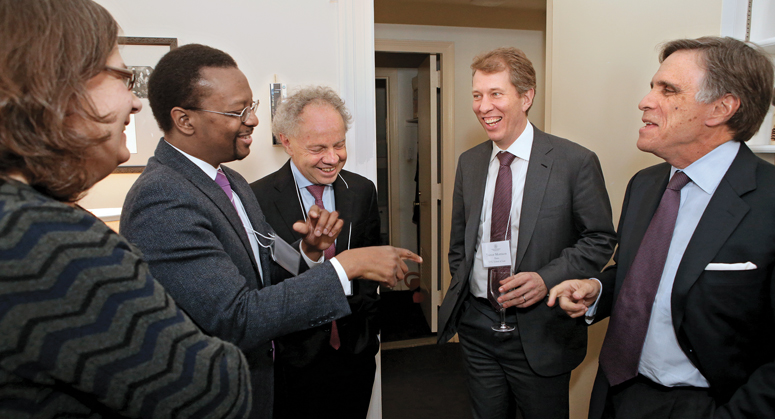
[374,69,401,266]
[374,39,455,326]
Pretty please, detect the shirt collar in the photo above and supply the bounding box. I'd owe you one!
[290,160,323,190]
[673,140,739,195]
[490,121,534,163]
[165,139,220,180]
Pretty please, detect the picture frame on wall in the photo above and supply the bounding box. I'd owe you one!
[114,36,178,173]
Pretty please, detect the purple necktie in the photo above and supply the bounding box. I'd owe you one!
[306,184,340,350]
[488,152,516,309]
[215,169,237,211]
[217,168,276,359]
[599,171,691,386]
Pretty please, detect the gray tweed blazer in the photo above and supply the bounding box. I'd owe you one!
[121,139,350,419]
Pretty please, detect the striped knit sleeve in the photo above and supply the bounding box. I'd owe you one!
[0,184,252,418]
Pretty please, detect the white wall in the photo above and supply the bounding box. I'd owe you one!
[375,24,545,161]
[83,0,347,209]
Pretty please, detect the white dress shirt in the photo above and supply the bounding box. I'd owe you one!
[638,140,739,387]
[470,122,533,299]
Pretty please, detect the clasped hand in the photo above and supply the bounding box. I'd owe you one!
[495,271,548,309]
[293,204,343,260]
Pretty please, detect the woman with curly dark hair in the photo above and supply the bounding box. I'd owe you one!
[0,0,252,417]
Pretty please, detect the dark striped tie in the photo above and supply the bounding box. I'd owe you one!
[488,152,516,309]
[307,184,340,349]
[599,171,691,386]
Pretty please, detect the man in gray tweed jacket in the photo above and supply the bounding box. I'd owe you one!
[121,44,420,419]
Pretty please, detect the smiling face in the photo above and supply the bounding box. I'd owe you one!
[81,46,142,186]
[281,103,347,185]
[472,69,534,149]
[637,50,720,168]
[190,66,257,167]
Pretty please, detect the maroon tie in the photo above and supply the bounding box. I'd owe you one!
[306,184,340,350]
[599,171,691,386]
[488,152,516,309]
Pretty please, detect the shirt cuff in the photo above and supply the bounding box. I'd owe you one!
[585,278,603,325]
[329,257,353,296]
[299,243,324,268]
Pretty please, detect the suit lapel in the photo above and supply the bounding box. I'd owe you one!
[465,143,493,264]
[224,166,269,285]
[516,129,553,269]
[671,145,755,329]
[272,161,307,240]
[333,174,353,255]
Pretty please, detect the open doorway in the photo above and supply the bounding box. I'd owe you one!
[375,45,453,347]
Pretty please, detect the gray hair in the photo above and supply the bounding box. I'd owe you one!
[272,86,352,139]
[661,37,775,142]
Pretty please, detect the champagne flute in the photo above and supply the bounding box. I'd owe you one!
[488,267,516,332]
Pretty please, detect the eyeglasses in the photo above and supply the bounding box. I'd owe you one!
[189,100,260,124]
[104,65,137,90]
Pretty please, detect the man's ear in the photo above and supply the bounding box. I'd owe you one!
[706,93,740,128]
[171,107,195,135]
[280,133,293,156]
[520,88,535,113]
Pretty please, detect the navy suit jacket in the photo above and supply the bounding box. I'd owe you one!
[250,160,381,366]
[590,143,775,419]
[121,140,351,419]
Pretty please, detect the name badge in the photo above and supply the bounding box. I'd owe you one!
[272,235,301,276]
[482,240,511,268]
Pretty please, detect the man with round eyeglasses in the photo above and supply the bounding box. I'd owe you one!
[121,44,421,419]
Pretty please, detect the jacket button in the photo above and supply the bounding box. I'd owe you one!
[267,347,274,357]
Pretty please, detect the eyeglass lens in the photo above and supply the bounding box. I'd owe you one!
[239,101,259,123]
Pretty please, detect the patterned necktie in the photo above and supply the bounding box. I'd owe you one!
[215,169,237,211]
[599,171,691,386]
[488,152,516,309]
[306,184,340,350]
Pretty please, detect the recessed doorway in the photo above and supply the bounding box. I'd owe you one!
[374,42,454,347]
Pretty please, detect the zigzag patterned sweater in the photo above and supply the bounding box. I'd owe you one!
[0,179,253,418]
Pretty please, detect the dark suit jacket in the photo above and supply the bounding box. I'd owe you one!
[590,143,775,419]
[250,161,381,366]
[437,126,617,377]
[121,139,351,419]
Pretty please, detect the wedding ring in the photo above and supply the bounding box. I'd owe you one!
[522,295,527,304]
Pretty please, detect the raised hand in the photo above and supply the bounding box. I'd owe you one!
[293,204,344,260]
